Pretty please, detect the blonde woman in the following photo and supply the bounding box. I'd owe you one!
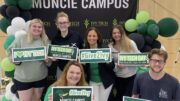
[108,25,140,101]
[44,61,87,101]
[8,18,51,101]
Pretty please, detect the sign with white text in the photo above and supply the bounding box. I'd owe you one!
[12,47,46,62]
[52,86,93,101]
[79,48,111,63]
[118,53,149,66]
[48,44,78,60]
[123,96,151,101]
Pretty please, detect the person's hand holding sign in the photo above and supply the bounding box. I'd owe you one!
[117,63,125,69]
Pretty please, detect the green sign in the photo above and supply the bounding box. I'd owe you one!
[52,86,93,101]
[48,44,78,60]
[79,48,111,63]
[118,53,148,66]
[123,96,151,101]
[12,47,46,62]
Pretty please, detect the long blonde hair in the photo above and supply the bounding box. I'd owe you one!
[111,25,133,52]
[27,18,49,45]
[52,61,87,86]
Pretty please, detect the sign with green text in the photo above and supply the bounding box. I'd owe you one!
[123,96,151,101]
[118,53,148,66]
[48,44,78,60]
[79,48,111,63]
[52,86,93,101]
[12,47,46,62]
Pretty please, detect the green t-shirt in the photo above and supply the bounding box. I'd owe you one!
[90,63,101,83]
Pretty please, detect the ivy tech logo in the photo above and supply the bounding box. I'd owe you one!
[84,18,90,28]
[113,18,118,25]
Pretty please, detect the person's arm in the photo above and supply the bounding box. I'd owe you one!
[132,94,139,98]
[174,83,180,101]
[44,86,52,101]
[132,75,140,98]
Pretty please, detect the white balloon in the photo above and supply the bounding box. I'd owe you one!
[24,20,31,32]
[5,81,14,100]
[6,26,19,36]
[15,30,27,38]
[11,17,26,30]
[12,95,19,101]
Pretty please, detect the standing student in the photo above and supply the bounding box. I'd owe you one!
[132,48,180,101]
[51,11,84,71]
[83,27,115,101]
[44,61,87,101]
[8,18,51,101]
[108,25,140,101]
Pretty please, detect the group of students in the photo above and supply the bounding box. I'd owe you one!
[7,11,180,101]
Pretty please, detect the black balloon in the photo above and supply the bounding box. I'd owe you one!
[128,33,145,50]
[20,10,32,21]
[6,6,20,18]
[144,35,154,45]
[152,40,161,49]
[141,45,152,52]
[0,5,8,18]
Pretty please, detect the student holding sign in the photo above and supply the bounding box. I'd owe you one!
[8,19,51,101]
[132,48,180,101]
[51,11,84,72]
[108,25,140,101]
[83,27,115,101]
[44,61,87,101]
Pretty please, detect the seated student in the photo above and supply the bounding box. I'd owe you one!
[44,61,87,101]
[132,48,180,101]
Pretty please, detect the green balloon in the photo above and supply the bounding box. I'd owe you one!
[5,69,15,78]
[158,17,179,37]
[125,19,138,32]
[5,0,17,6]
[147,19,156,25]
[3,35,15,50]
[1,57,15,72]
[0,18,10,33]
[136,11,150,24]
[1,96,12,101]
[18,0,32,10]
[147,24,159,39]
[137,23,147,35]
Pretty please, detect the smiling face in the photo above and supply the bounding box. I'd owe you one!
[149,54,165,73]
[87,30,98,47]
[30,22,43,38]
[112,28,122,42]
[56,16,70,33]
[66,65,82,86]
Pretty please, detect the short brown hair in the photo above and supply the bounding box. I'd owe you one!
[148,48,168,62]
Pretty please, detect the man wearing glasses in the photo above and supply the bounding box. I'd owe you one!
[132,48,180,101]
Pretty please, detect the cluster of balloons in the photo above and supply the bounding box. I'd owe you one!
[1,82,19,101]
[0,1,32,100]
[0,0,32,33]
[124,11,179,52]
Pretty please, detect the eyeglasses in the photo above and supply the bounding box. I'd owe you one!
[150,59,165,65]
[57,22,69,25]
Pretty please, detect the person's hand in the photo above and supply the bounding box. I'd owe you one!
[50,57,57,61]
[117,63,125,69]
[48,94,52,101]
[44,58,49,63]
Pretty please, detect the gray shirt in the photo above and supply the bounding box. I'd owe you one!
[8,34,50,82]
[132,72,180,101]
[108,40,140,78]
